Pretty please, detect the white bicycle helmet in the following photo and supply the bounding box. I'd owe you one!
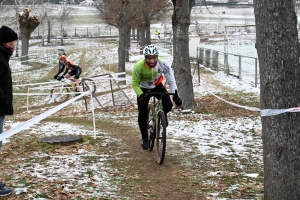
[143,45,159,57]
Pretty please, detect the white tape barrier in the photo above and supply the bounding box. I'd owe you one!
[14,81,58,87]
[89,76,126,81]
[209,92,260,112]
[11,53,40,59]
[14,93,51,96]
[111,72,125,76]
[14,72,127,88]
[29,85,64,90]
[14,92,78,96]
[90,77,127,81]
[205,87,300,117]
[0,91,91,142]
[261,107,300,116]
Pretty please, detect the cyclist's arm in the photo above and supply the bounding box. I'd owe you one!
[131,63,143,97]
[159,60,178,93]
[62,63,70,76]
[54,64,65,77]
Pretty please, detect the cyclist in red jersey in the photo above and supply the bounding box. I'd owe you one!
[54,55,82,96]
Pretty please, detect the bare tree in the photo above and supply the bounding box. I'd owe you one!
[254,0,300,198]
[96,0,132,82]
[2,0,42,57]
[171,0,195,109]
[18,8,40,62]
[137,0,172,45]
[96,0,136,83]
[37,3,54,44]
[96,0,171,55]
[58,3,72,45]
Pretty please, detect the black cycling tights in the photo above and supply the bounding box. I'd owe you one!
[137,83,173,138]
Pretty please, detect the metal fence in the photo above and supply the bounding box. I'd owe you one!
[197,47,259,87]
[32,26,119,39]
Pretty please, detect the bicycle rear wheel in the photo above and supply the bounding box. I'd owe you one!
[156,111,166,165]
[147,104,155,151]
[50,86,70,103]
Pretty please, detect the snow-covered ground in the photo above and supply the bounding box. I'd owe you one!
[2,41,262,199]
[0,4,263,199]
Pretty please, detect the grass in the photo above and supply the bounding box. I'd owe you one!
[72,15,103,25]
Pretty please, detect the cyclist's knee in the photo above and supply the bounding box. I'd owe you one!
[163,101,173,113]
[164,107,172,114]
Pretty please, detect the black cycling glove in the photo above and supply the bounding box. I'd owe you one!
[139,92,150,104]
[57,76,64,81]
[172,90,182,106]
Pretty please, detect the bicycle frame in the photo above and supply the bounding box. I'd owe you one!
[147,91,175,165]
[149,91,176,115]
[150,97,162,126]
[50,79,80,103]
[58,78,83,92]
[149,92,175,135]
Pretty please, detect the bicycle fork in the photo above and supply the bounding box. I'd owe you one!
[50,83,66,102]
[155,111,165,139]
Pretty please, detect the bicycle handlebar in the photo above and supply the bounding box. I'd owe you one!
[59,78,81,84]
[146,91,175,96]
[60,78,68,82]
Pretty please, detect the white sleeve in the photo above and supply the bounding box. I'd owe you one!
[159,60,178,93]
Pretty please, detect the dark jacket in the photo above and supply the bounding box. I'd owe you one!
[0,44,13,115]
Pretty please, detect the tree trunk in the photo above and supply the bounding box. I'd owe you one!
[15,11,19,57]
[118,7,127,84]
[139,27,146,55]
[171,0,195,109]
[254,0,300,198]
[145,14,151,45]
[141,27,146,46]
[47,20,51,43]
[18,8,40,62]
[61,23,64,46]
[137,28,140,43]
[20,31,29,62]
[125,27,130,62]
[132,28,135,40]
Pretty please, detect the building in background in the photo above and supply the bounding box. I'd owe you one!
[79,0,94,6]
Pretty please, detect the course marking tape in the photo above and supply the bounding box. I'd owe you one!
[14,92,81,96]
[14,81,58,87]
[29,86,61,90]
[89,77,127,81]
[0,91,90,141]
[29,84,73,90]
[203,83,300,116]
[209,92,260,112]
[261,107,300,116]
[14,93,51,96]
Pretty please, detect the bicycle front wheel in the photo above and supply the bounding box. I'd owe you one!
[156,111,166,165]
[147,104,155,151]
[50,86,70,103]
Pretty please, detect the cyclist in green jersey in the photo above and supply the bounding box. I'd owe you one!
[131,45,182,150]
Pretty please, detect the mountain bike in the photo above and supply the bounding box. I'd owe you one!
[146,91,175,165]
[50,78,96,103]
